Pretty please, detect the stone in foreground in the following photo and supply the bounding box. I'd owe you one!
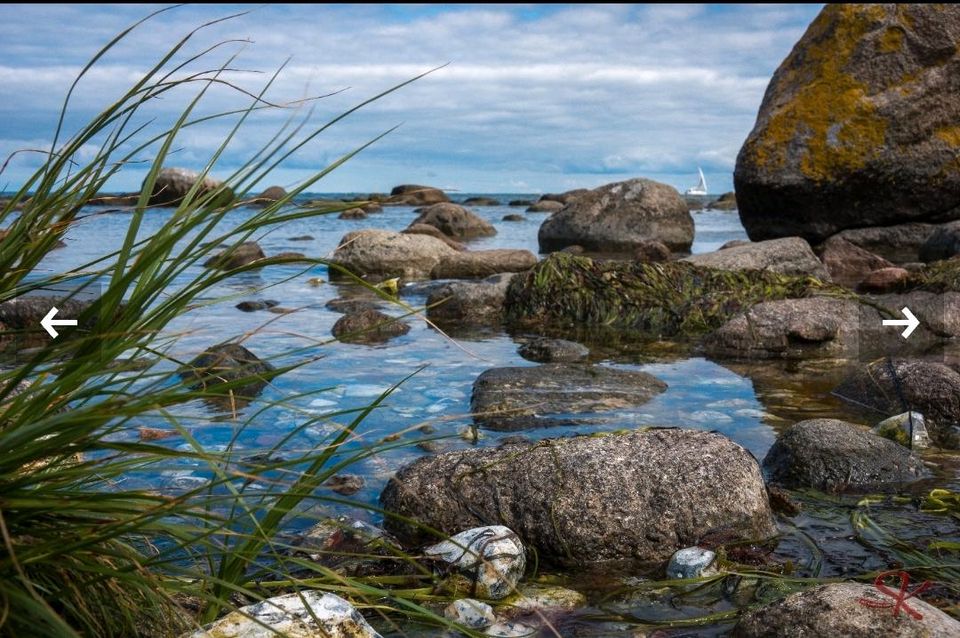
[424,526,525,600]
[666,547,718,580]
[731,582,960,638]
[426,273,516,328]
[431,249,536,279]
[185,591,380,638]
[380,429,777,566]
[762,419,930,492]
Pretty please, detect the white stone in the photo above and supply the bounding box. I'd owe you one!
[666,547,718,579]
[425,525,526,600]
[444,598,496,629]
[485,620,538,637]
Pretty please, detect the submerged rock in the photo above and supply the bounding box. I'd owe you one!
[424,526,526,600]
[331,229,457,281]
[470,364,666,430]
[331,308,410,344]
[732,582,960,638]
[538,178,694,253]
[919,220,960,262]
[180,342,274,398]
[235,299,279,312]
[203,241,266,270]
[683,237,830,280]
[431,249,536,279]
[445,599,496,629]
[426,273,516,327]
[874,411,931,450]
[762,419,930,492]
[380,429,777,566]
[185,591,380,638]
[516,337,589,363]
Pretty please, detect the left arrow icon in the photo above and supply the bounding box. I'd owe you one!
[40,306,78,339]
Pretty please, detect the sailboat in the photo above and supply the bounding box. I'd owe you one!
[684,167,708,196]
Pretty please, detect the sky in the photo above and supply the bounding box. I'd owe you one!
[0,4,823,195]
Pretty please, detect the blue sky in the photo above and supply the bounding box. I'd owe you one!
[0,4,823,194]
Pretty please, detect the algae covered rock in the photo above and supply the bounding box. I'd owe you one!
[735,5,960,244]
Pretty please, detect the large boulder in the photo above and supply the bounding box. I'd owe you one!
[683,237,830,280]
[425,273,516,327]
[470,364,667,430]
[538,179,694,253]
[834,359,960,448]
[430,249,537,279]
[384,184,449,206]
[145,167,230,207]
[735,5,960,244]
[732,582,960,638]
[815,236,894,287]
[833,223,938,264]
[762,419,930,492]
[408,203,496,240]
[331,229,457,281]
[379,429,778,566]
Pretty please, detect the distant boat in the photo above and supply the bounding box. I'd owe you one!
[685,167,708,196]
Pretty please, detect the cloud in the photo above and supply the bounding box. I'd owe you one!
[0,3,823,193]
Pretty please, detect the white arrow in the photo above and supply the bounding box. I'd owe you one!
[40,306,78,339]
[882,306,920,339]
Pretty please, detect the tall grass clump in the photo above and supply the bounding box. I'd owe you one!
[0,8,457,637]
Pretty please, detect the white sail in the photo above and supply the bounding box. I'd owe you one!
[685,167,707,196]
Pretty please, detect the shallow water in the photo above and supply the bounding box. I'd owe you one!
[24,196,960,633]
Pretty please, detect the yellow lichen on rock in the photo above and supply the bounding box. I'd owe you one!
[877,26,904,53]
[936,125,960,148]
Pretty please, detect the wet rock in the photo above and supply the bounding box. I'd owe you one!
[834,223,938,264]
[146,167,231,207]
[517,338,589,363]
[834,359,960,448]
[731,582,960,638]
[816,236,893,287]
[539,178,694,253]
[444,599,495,629]
[409,202,496,240]
[325,298,380,314]
[502,214,525,222]
[401,223,467,251]
[331,229,457,280]
[385,184,449,206]
[633,239,671,263]
[666,547,718,579]
[431,249,537,280]
[683,237,830,280]
[464,196,500,206]
[203,241,266,270]
[288,235,314,241]
[325,474,365,495]
[381,429,777,567]
[470,364,666,430]
[526,200,563,213]
[331,308,410,344]
[184,591,380,638]
[424,526,526,600]
[235,299,279,312]
[509,199,533,207]
[857,266,910,293]
[338,208,367,220]
[767,486,801,516]
[484,621,538,637]
[919,220,960,262]
[762,419,930,492]
[874,411,931,450]
[538,189,589,205]
[499,584,587,613]
[426,273,516,327]
[0,295,98,331]
[735,5,960,244]
[707,191,737,210]
[288,517,403,578]
[180,342,275,398]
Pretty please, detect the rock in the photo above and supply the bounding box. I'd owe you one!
[499,585,587,613]
[272,251,306,262]
[526,200,564,213]
[834,223,938,263]
[517,338,589,363]
[184,591,380,638]
[666,547,718,579]
[180,342,275,398]
[325,474,365,495]
[424,526,525,600]
[0,295,98,331]
[385,184,449,206]
[288,517,403,578]
[559,245,584,254]
[735,5,960,244]
[359,201,383,214]
[816,236,894,287]
[146,167,230,207]
[919,220,960,262]
[463,196,500,206]
[538,189,589,205]
[509,199,533,207]
[408,203,496,240]
[633,239,671,263]
[484,621,538,637]
[235,300,279,312]
[874,411,931,450]
[719,239,752,250]
[250,185,287,206]
[331,230,457,280]
[857,266,910,293]
[426,273,516,327]
[731,582,960,638]
[834,359,960,448]
[338,208,367,220]
[470,364,667,430]
[203,241,266,270]
[325,298,380,314]
[288,235,314,241]
[683,237,830,280]
[401,223,467,251]
[762,419,930,492]
[331,308,410,344]
[707,192,737,210]
[380,429,777,566]
[539,178,694,253]
[444,599,495,629]
[502,214,525,222]
[431,249,537,280]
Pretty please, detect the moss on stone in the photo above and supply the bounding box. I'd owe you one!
[907,259,960,293]
[877,26,905,53]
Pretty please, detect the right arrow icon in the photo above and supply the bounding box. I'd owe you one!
[882,306,920,339]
